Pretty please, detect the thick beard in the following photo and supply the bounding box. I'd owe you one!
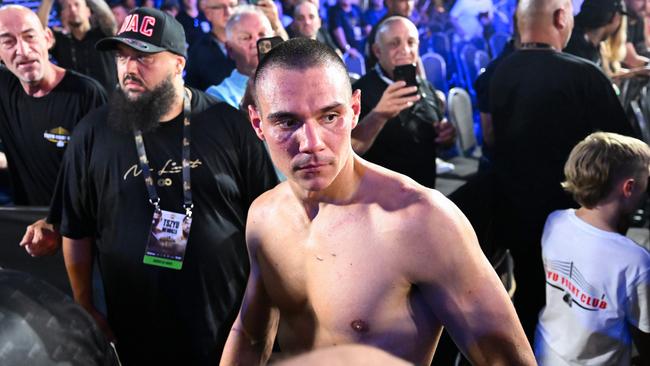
[107,76,178,133]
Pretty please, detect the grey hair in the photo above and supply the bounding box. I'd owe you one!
[225,4,271,40]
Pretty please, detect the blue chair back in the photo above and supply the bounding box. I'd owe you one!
[474,50,490,78]
[421,52,448,94]
[343,53,366,76]
[489,32,510,58]
[471,37,488,51]
[457,43,478,90]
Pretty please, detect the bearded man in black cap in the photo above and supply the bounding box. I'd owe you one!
[56,7,278,365]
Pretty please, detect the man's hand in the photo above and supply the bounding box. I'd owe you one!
[256,0,287,39]
[374,81,421,120]
[347,47,362,59]
[435,118,456,147]
[20,219,61,256]
[257,0,279,25]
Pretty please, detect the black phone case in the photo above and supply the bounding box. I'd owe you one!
[393,65,417,87]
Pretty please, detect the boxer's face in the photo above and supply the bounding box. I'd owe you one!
[251,65,361,192]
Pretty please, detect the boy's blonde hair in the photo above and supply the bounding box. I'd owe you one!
[562,132,650,208]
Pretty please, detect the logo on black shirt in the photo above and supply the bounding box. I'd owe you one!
[43,127,71,148]
[123,158,203,187]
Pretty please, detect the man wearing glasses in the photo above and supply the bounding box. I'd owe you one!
[184,0,237,90]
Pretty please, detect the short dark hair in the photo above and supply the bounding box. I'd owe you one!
[253,38,350,104]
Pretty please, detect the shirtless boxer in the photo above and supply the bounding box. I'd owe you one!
[220,38,536,365]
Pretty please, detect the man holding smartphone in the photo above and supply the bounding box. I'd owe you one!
[351,16,455,188]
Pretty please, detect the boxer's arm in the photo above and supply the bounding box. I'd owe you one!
[407,192,535,366]
[221,215,279,366]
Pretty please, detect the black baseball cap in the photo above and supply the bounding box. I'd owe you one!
[96,7,187,58]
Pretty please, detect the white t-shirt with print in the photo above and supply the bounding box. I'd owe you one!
[534,209,650,366]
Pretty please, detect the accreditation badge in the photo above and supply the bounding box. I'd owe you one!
[142,208,192,270]
[353,26,362,41]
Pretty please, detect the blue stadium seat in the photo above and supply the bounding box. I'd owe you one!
[421,52,448,94]
[489,32,510,58]
[343,53,366,77]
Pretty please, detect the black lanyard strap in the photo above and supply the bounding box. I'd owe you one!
[134,89,193,217]
[520,42,554,50]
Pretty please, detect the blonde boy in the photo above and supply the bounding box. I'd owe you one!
[535,132,650,365]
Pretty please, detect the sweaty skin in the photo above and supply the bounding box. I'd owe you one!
[220,64,535,366]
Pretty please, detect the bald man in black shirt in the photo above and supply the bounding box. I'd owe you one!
[489,0,636,341]
[0,5,106,256]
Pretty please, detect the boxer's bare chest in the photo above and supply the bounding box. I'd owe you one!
[257,206,435,350]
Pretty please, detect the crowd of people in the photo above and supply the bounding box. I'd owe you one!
[0,0,649,364]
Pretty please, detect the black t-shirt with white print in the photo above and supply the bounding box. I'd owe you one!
[57,88,278,365]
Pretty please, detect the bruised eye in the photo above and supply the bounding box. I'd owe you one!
[276,119,299,129]
[323,114,338,123]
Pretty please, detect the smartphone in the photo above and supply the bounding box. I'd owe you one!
[393,64,418,87]
[257,36,284,63]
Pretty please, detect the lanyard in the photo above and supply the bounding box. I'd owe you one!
[133,89,193,217]
[375,63,395,85]
[520,42,555,50]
